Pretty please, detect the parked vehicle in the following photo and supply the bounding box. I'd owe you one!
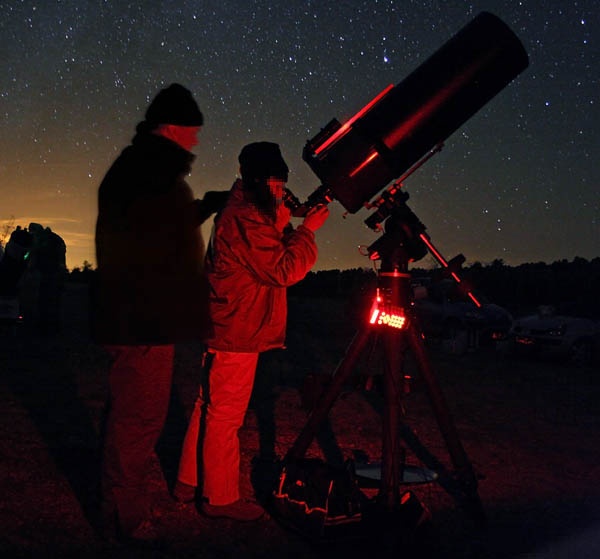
[510,306,600,366]
[411,278,513,354]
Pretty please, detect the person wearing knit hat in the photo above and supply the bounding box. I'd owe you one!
[238,141,289,183]
[174,141,329,521]
[93,83,225,542]
[135,82,204,153]
[145,83,204,127]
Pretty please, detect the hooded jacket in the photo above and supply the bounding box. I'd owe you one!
[205,179,317,352]
[92,128,210,344]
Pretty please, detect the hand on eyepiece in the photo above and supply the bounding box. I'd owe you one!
[301,204,329,232]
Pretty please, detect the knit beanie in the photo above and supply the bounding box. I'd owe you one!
[145,83,204,126]
[238,142,289,182]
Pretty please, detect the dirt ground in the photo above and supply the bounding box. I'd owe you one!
[0,283,599,558]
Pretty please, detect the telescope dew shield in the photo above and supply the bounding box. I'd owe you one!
[303,11,529,214]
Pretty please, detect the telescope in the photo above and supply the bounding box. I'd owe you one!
[274,15,529,539]
[289,11,529,221]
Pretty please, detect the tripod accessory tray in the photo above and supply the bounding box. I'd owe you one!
[272,458,366,541]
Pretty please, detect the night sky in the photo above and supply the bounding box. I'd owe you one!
[1,1,597,272]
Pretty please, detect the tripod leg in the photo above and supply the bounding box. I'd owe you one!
[285,326,372,463]
[407,324,486,525]
[380,328,409,508]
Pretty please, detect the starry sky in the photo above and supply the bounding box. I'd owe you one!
[1,1,597,272]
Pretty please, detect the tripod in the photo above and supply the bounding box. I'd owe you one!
[284,199,486,526]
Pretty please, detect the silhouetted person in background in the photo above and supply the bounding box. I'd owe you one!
[0,225,33,296]
[22,223,67,334]
[92,83,225,542]
[174,142,329,521]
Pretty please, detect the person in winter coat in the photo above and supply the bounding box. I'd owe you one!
[93,83,226,542]
[174,142,329,521]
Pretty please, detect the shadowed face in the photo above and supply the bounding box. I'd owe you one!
[266,177,286,205]
[154,124,201,151]
[170,125,201,151]
[266,177,290,231]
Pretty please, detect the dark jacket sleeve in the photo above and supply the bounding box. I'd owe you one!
[195,191,230,224]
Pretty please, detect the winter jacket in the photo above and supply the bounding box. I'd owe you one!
[205,179,317,352]
[92,128,211,344]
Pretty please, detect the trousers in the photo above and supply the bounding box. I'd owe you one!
[101,344,174,534]
[177,349,259,505]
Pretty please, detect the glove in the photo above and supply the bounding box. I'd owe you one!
[196,191,230,223]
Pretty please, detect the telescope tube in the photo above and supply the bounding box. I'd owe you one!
[303,11,529,213]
